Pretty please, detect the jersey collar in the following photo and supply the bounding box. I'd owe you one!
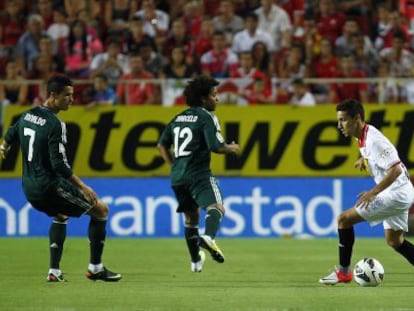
[358,123,369,148]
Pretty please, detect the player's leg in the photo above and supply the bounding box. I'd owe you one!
[337,208,364,274]
[198,203,225,263]
[28,196,70,282]
[385,220,414,265]
[192,177,226,263]
[48,213,69,282]
[184,210,205,272]
[319,207,364,285]
[204,203,225,239]
[172,185,205,271]
[86,200,122,282]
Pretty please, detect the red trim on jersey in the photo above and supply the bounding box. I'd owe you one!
[358,124,369,148]
[390,161,402,168]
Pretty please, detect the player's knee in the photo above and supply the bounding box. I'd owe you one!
[387,236,404,249]
[337,213,350,229]
[185,210,200,224]
[92,200,109,219]
[207,204,225,216]
[54,214,69,223]
[386,237,403,250]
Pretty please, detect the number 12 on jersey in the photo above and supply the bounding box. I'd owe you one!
[173,127,193,158]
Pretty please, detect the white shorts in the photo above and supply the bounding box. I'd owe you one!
[355,183,414,232]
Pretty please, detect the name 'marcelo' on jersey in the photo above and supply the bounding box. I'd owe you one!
[159,106,225,185]
[4,106,72,200]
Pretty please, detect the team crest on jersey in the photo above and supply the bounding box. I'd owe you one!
[380,148,391,159]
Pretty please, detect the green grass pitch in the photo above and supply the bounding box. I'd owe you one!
[0,237,413,311]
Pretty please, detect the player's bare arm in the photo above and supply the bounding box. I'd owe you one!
[215,142,240,155]
[356,164,403,209]
[157,143,172,165]
[69,174,98,205]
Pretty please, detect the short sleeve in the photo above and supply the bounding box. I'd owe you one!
[371,139,400,170]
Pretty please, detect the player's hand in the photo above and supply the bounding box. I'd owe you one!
[80,184,98,206]
[356,190,376,209]
[227,141,240,154]
[355,157,368,172]
[0,142,10,159]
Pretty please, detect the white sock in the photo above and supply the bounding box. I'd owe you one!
[48,268,61,276]
[88,263,103,273]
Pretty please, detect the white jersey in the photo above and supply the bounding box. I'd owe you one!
[358,124,410,190]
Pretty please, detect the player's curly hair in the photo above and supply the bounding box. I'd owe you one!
[183,76,219,107]
[336,99,365,122]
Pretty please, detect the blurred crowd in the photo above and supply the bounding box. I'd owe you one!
[0,0,413,108]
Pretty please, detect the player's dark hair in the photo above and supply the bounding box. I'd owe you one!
[183,76,219,107]
[336,99,365,122]
[46,75,73,97]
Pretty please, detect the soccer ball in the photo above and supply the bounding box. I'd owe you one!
[353,257,384,287]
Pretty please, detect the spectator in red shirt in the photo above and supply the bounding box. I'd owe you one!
[35,0,54,30]
[242,75,274,105]
[375,10,410,51]
[200,30,239,78]
[251,40,274,77]
[307,37,338,102]
[0,0,26,48]
[373,4,392,51]
[182,0,203,38]
[194,17,215,59]
[315,0,346,45]
[231,51,267,81]
[116,53,157,105]
[231,52,272,103]
[331,52,368,103]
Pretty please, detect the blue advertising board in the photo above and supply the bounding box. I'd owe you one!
[0,177,384,237]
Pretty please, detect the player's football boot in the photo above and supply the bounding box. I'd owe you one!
[47,272,66,282]
[319,267,353,285]
[191,250,206,272]
[86,267,122,282]
[198,234,225,263]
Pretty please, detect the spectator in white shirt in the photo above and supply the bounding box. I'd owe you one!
[213,0,245,46]
[134,0,169,38]
[290,78,316,106]
[255,0,292,52]
[90,39,129,86]
[232,12,274,54]
[47,7,69,42]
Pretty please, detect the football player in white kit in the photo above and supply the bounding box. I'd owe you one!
[320,99,414,285]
